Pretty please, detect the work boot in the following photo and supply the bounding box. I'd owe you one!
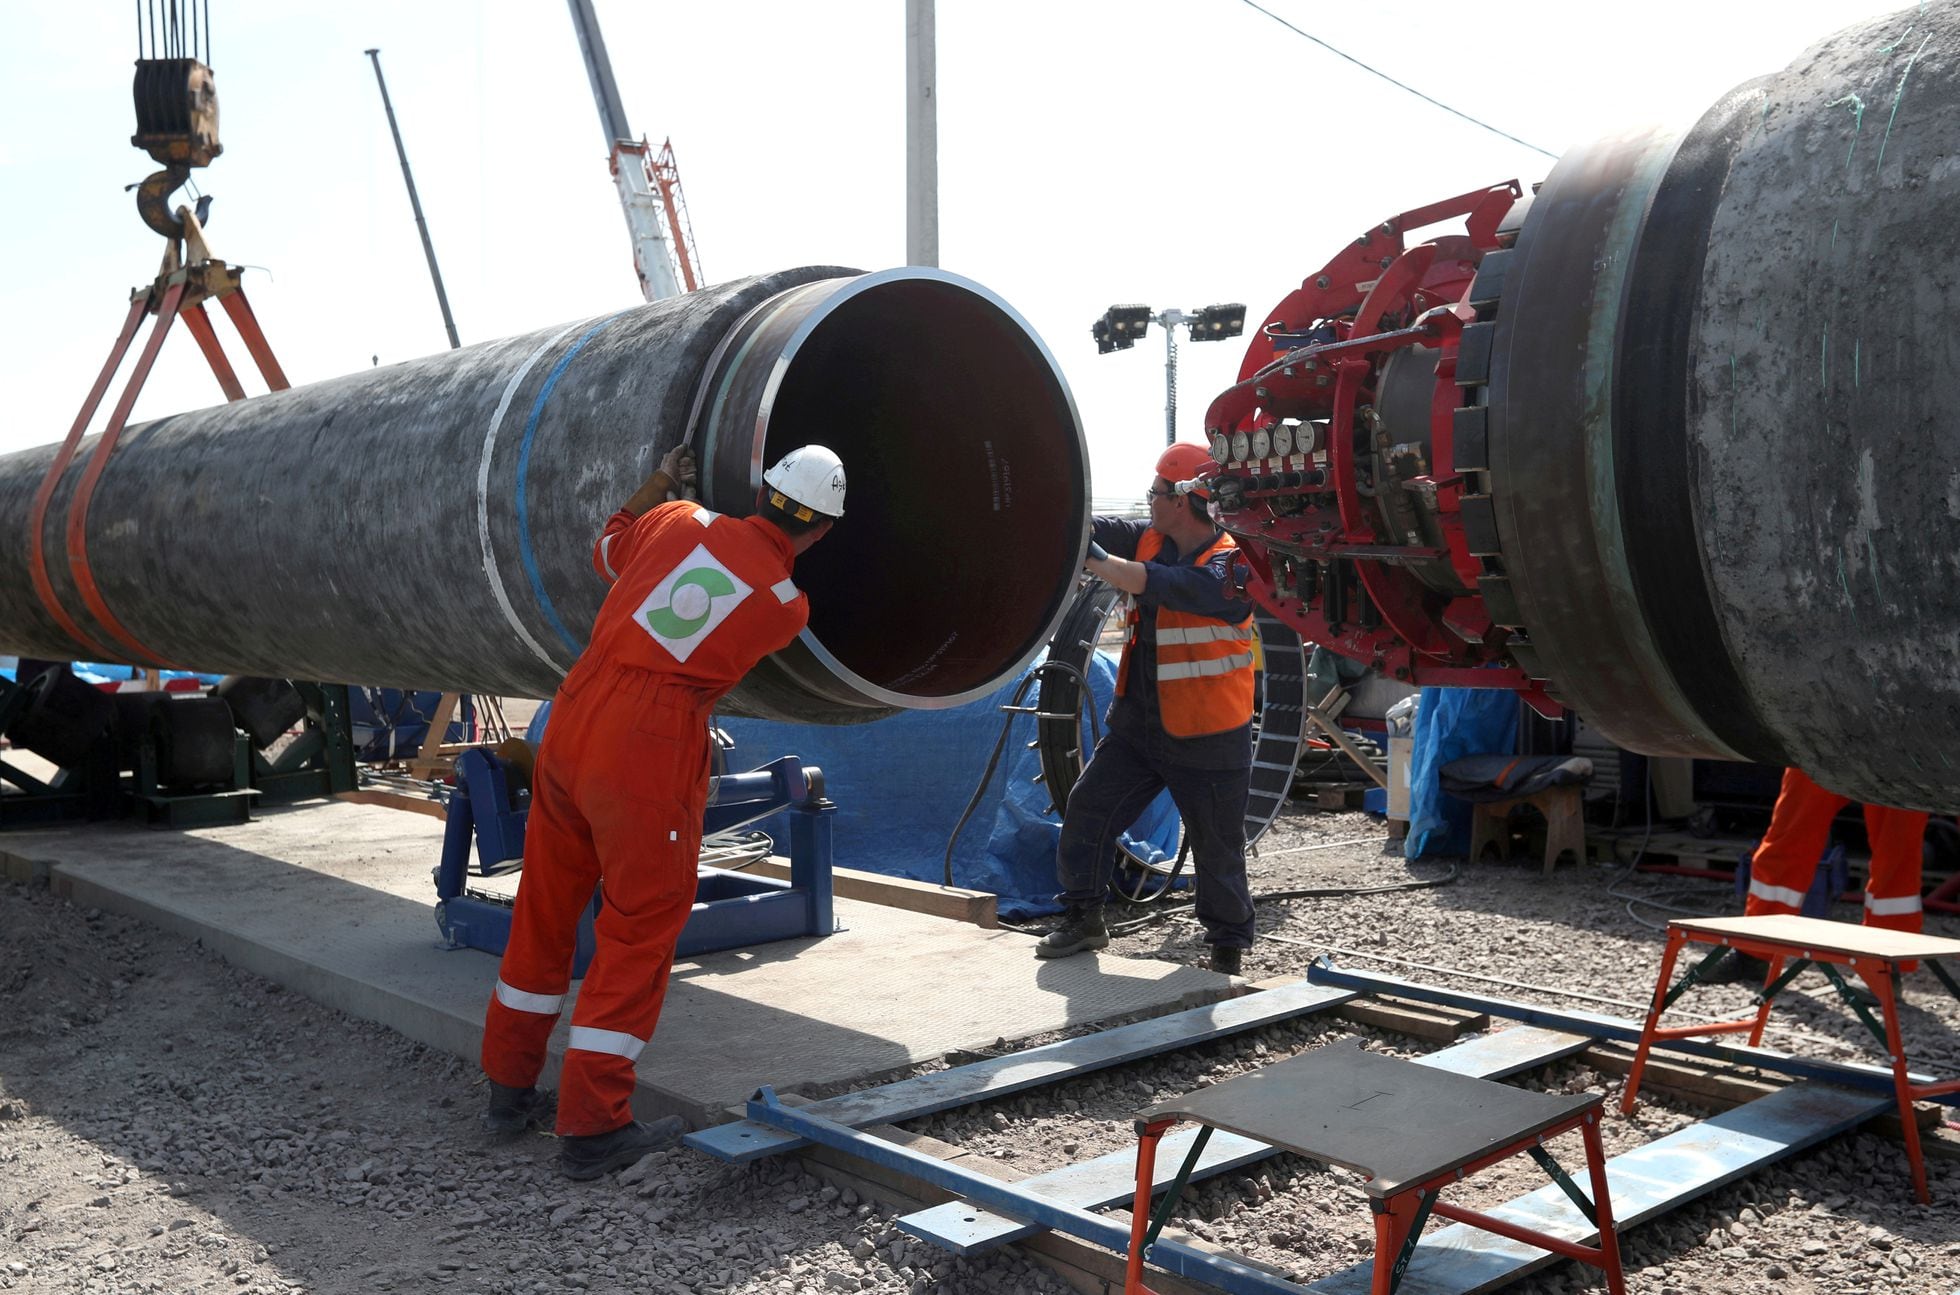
[481,1081,546,1139]
[1034,905,1109,959]
[1700,949,1771,985]
[559,1115,688,1181]
[1209,945,1244,977]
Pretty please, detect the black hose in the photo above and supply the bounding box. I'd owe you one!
[940,659,1102,887]
[1005,861,1460,938]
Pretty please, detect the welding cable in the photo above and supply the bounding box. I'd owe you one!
[939,659,1102,888]
[1598,762,1729,932]
[698,830,776,871]
[1115,838,1191,906]
[1023,862,1463,940]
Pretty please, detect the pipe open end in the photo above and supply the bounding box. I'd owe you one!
[709,269,1088,712]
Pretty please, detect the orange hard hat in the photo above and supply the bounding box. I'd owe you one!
[1154,442,1213,497]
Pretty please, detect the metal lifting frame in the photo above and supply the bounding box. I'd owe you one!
[434,750,837,968]
[26,205,288,667]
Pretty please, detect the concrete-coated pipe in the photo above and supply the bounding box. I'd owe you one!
[1476,8,1960,808]
[0,267,1089,722]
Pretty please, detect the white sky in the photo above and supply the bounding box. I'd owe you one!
[0,1,1919,501]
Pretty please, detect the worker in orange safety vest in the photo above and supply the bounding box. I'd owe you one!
[1037,441,1258,976]
[478,442,845,1179]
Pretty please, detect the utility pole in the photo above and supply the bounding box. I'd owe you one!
[1159,310,1184,447]
[905,0,939,267]
[365,48,461,350]
[1091,303,1245,446]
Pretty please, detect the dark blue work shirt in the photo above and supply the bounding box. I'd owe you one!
[1092,516,1254,770]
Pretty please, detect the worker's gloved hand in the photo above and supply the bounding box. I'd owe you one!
[1085,541,1109,564]
[660,444,698,493]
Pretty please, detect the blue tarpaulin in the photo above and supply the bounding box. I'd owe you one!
[1405,686,1517,859]
[529,651,1180,921]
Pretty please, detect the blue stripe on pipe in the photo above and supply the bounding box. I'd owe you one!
[514,312,629,655]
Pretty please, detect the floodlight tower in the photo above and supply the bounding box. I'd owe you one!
[1093,303,1246,445]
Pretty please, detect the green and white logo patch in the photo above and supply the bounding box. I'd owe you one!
[635,545,753,662]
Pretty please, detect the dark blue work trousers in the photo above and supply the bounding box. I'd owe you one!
[1055,728,1256,949]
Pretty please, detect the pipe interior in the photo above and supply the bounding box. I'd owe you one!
[761,279,1084,702]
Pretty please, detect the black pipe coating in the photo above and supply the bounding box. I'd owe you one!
[0,267,1090,724]
[1485,9,1960,808]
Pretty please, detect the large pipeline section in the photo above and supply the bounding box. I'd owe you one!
[0,267,1090,722]
[1206,7,1959,810]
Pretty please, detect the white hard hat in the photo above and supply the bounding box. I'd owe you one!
[762,445,847,520]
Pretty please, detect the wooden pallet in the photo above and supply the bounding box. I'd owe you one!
[1291,780,1374,810]
[1588,827,1756,870]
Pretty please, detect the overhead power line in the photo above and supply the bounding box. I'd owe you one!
[1234,0,1558,160]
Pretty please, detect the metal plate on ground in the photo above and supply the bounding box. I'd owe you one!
[687,979,1356,1163]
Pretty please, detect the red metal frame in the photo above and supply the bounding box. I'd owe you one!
[25,220,290,669]
[1124,1104,1626,1295]
[651,138,703,294]
[1624,925,1960,1203]
[1205,181,1557,714]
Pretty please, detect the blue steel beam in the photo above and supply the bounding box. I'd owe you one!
[1306,961,1949,1101]
[687,979,1356,1163]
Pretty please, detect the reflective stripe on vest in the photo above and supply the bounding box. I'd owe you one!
[1114,529,1255,738]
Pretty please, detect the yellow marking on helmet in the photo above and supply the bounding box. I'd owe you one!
[770,489,815,522]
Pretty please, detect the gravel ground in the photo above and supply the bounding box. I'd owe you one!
[4,802,1959,1295]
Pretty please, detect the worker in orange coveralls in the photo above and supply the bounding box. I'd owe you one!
[1718,767,1931,983]
[478,441,845,1180]
[1744,768,1930,932]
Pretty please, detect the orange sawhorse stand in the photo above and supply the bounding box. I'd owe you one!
[1623,913,1960,1203]
[25,204,288,666]
[1122,1039,1626,1295]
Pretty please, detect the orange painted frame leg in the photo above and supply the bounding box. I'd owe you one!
[61,280,189,666]
[1123,1118,1175,1295]
[1369,1190,1425,1295]
[216,288,291,391]
[25,295,150,660]
[1581,1114,1628,1295]
[1746,952,1786,1047]
[1372,1105,1626,1295]
[179,302,248,401]
[1623,926,1686,1114]
[1858,957,1929,1203]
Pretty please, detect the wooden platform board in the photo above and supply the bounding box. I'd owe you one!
[1672,913,1960,963]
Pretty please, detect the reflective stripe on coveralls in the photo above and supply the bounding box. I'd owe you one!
[494,979,565,1015]
[1744,767,1930,936]
[481,499,808,1136]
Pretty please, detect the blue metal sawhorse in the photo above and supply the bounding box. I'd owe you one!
[432,749,835,974]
